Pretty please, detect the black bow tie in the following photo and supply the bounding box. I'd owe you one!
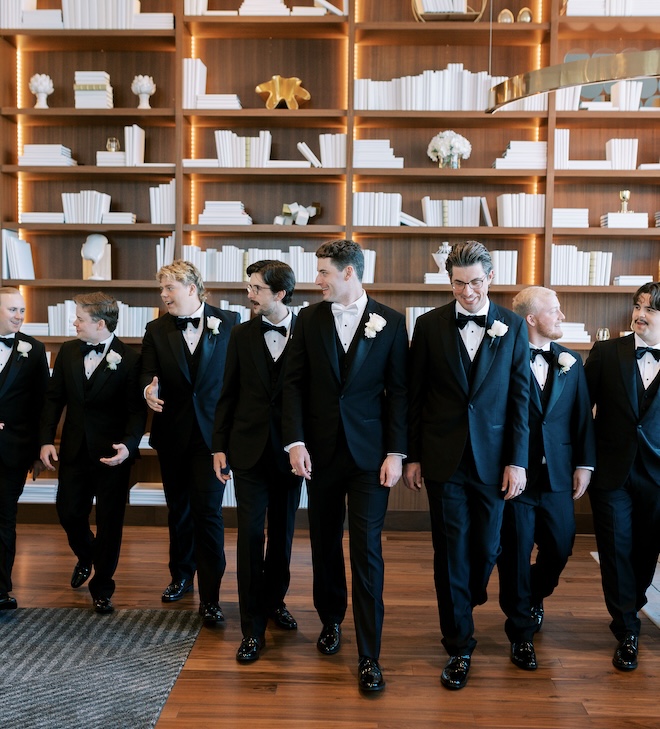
[530,348,554,364]
[80,342,104,356]
[0,337,14,348]
[261,322,287,337]
[456,313,487,329]
[175,316,201,331]
[635,346,660,361]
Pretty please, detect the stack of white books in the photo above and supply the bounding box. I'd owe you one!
[600,212,648,228]
[239,0,291,14]
[555,129,613,170]
[353,140,404,169]
[181,245,244,282]
[605,138,638,170]
[564,0,605,14]
[74,71,113,109]
[133,13,174,29]
[610,80,643,111]
[149,179,176,225]
[196,94,242,109]
[156,233,176,271]
[291,6,326,15]
[424,272,449,284]
[18,480,58,505]
[555,86,582,112]
[421,196,482,227]
[62,0,145,28]
[0,0,21,28]
[22,9,63,28]
[639,160,660,170]
[48,299,77,336]
[19,212,65,224]
[401,212,427,227]
[558,322,591,344]
[20,322,49,337]
[580,101,614,111]
[19,145,77,167]
[551,244,613,286]
[96,151,126,166]
[218,300,254,323]
[406,307,434,341]
[499,94,549,112]
[183,58,208,109]
[496,194,546,227]
[197,201,253,226]
[130,483,166,506]
[565,0,660,16]
[62,190,111,224]
[493,141,547,169]
[353,192,402,226]
[123,124,146,166]
[214,130,272,168]
[101,212,136,224]
[491,250,518,285]
[614,275,653,286]
[115,303,159,338]
[2,230,35,280]
[319,134,347,167]
[552,208,590,228]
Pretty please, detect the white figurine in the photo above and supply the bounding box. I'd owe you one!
[28,74,54,109]
[131,75,156,109]
[81,233,111,281]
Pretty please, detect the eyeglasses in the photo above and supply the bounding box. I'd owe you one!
[246,284,269,294]
[451,275,488,292]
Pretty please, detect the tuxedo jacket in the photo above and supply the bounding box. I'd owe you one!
[408,301,530,485]
[527,342,596,491]
[585,335,660,491]
[39,337,146,463]
[282,298,408,471]
[140,304,239,453]
[0,334,49,470]
[213,314,296,475]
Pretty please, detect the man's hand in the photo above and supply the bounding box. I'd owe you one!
[99,443,129,467]
[213,452,232,483]
[502,464,527,500]
[572,467,591,500]
[30,459,45,480]
[145,375,164,413]
[403,462,424,492]
[40,444,58,471]
[380,454,403,488]
[289,444,312,480]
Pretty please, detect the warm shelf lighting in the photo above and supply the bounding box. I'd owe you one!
[16,49,24,217]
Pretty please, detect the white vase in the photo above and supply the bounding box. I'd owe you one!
[34,92,49,109]
[137,93,151,109]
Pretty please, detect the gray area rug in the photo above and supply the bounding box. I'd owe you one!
[0,608,201,729]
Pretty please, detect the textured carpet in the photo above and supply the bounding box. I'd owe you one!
[0,608,201,729]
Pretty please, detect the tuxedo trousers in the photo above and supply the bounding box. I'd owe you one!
[158,423,226,604]
[56,450,131,600]
[589,459,660,640]
[497,468,576,642]
[233,451,301,638]
[307,439,390,660]
[0,462,29,594]
[426,453,505,656]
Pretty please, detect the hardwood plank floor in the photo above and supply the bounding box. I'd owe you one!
[10,525,660,728]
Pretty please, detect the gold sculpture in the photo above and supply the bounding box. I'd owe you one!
[620,190,632,214]
[256,75,311,110]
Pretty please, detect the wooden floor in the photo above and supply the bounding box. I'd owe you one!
[11,524,660,729]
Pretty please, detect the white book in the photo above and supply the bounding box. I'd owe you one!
[297,142,322,168]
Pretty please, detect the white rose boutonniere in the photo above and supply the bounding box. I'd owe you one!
[557,351,577,376]
[16,341,32,358]
[486,319,508,347]
[106,350,122,370]
[207,316,221,335]
[364,313,387,339]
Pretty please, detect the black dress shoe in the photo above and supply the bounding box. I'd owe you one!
[531,601,544,633]
[358,656,386,692]
[93,597,114,614]
[0,593,17,610]
[511,641,538,671]
[440,655,471,690]
[270,606,297,630]
[613,634,638,671]
[236,636,265,663]
[70,562,92,589]
[199,601,225,626]
[162,579,193,603]
[317,623,341,655]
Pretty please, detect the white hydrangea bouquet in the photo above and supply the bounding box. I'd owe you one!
[427,130,472,168]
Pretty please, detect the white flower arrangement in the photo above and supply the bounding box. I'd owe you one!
[106,350,122,370]
[427,130,472,163]
[207,316,221,335]
[364,313,387,339]
[557,351,577,375]
[487,319,508,346]
[16,341,32,358]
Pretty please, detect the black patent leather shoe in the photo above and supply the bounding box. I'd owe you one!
[358,656,386,692]
[70,562,92,589]
[0,593,17,610]
[317,623,341,655]
[612,634,638,671]
[161,579,194,603]
[94,597,114,614]
[236,636,265,663]
[511,641,538,671]
[531,601,544,633]
[270,606,298,630]
[199,601,225,626]
[440,655,471,690]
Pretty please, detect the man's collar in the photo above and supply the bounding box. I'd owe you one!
[455,299,490,317]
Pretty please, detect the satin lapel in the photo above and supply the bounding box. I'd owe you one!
[439,306,469,394]
[197,307,227,384]
[273,313,297,394]
[319,303,341,383]
[545,343,567,416]
[530,374,543,414]
[617,336,639,418]
[342,300,376,391]
[249,318,272,393]
[470,303,500,397]
[86,342,119,401]
[167,320,191,384]
[69,344,86,402]
[0,343,24,398]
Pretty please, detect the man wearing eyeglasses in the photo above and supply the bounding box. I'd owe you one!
[213,260,302,663]
[404,239,530,690]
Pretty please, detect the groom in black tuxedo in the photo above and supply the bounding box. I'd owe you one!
[40,292,146,613]
[141,260,239,626]
[498,286,595,671]
[283,239,408,693]
[0,287,49,610]
[404,240,530,690]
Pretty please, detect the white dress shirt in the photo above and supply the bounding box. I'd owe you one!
[83,333,114,379]
[332,291,368,352]
[529,343,551,389]
[634,333,660,389]
[262,311,292,362]
[178,302,205,353]
[455,300,489,361]
[0,333,16,372]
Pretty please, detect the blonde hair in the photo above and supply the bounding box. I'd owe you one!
[512,286,556,318]
[157,260,207,302]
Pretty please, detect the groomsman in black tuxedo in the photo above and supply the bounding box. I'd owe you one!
[283,239,408,692]
[39,292,146,613]
[404,240,530,690]
[141,260,239,625]
[498,286,595,671]
[585,282,660,671]
[213,260,302,663]
[0,287,49,610]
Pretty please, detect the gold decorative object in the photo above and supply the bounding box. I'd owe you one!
[498,8,514,23]
[517,7,532,22]
[620,190,632,213]
[106,137,120,152]
[487,49,660,113]
[412,0,487,22]
[255,75,311,110]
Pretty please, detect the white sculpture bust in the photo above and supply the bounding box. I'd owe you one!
[81,233,111,280]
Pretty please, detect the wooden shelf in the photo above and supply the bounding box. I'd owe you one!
[558,16,660,40]
[354,111,547,129]
[550,228,660,238]
[8,224,174,234]
[184,168,345,182]
[0,29,175,51]
[184,224,345,236]
[353,168,546,184]
[353,227,544,238]
[355,22,549,46]
[2,108,176,126]
[6,279,158,288]
[554,169,660,182]
[184,16,348,40]
[184,109,347,129]
[3,165,176,180]
[555,111,660,129]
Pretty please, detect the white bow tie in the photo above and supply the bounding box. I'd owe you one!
[331,303,359,317]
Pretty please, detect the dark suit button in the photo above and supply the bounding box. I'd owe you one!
[468,404,474,410]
